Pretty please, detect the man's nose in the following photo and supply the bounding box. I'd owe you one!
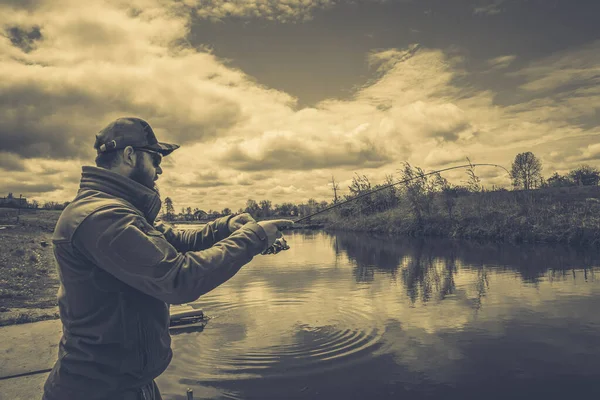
[156,165,163,175]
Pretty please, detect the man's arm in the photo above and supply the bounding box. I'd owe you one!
[74,206,267,304]
[153,215,234,253]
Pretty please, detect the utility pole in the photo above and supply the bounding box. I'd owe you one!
[16,194,22,223]
[331,176,340,204]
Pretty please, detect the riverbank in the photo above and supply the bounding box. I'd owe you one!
[0,208,321,327]
[2,186,598,327]
[0,208,61,326]
[324,185,600,246]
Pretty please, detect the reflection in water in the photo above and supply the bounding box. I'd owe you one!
[336,231,600,307]
[158,228,600,400]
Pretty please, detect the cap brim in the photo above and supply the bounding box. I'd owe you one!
[145,142,180,156]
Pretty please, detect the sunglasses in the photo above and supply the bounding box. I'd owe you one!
[134,148,162,168]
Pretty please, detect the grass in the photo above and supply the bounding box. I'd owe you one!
[0,208,62,326]
[324,185,600,246]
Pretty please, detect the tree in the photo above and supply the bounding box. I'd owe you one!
[330,176,340,203]
[221,207,232,215]
[346,173,373,214]
[399,163,443,220]
[569,165,600,186]
[163,197,175,221]
[275,202,294,216]
[245,199,260,217]
[348,173,371,195]
[259,200,272,217]
[545,172,574,188]
[510,152,542,190]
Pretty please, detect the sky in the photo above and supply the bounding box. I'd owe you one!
[1,0,600,211]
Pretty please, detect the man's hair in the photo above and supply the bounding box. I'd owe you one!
[95,150,123,169]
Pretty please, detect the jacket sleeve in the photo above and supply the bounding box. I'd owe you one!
[153,215,234,253]
[73,206,267,304]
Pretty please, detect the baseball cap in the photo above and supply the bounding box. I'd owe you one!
[94,117,180,156]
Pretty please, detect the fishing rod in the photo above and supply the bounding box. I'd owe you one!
[292,163,510,224]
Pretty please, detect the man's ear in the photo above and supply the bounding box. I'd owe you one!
[122,146,137,168]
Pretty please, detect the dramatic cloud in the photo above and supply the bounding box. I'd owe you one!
[0,152,27,171]
[0,0,598,209]
[215,126,393,171]
[514,40,600,93]
[194,0,336,22]
[192,0,401,22]
[0,0,290,159]
[4,24,42,52]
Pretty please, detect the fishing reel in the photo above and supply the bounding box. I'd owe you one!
[262,236,290,255]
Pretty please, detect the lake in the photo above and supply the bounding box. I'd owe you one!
[157,228,600,400]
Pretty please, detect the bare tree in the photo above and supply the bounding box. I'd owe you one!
[330,176,340,203]
[510,152,542,190]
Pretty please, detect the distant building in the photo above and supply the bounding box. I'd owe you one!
[0,195,27,208]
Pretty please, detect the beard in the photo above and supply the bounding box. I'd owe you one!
[129,163,156,191]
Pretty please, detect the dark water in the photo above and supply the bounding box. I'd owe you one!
[158,229,600,400]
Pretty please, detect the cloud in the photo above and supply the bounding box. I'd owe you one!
[571,143,600,163]
[215,127,393,171]
[169,170,231,188]
[514,40,600,93]
[0,152,27,171]
[485,54,516,70]
[1,181,63,195]
[367,44,421,76]
[192,0,405,23]
[473,0,505,16]
[423,146,467,168]
[0,0,293,159]
[4,25,42,52]
[1,0,599,210]
[193,0,336,22]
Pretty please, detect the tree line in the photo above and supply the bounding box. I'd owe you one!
[509,151,600,189]
[3,152,597,219]
[160,152,600,222]
[0,193,70,210]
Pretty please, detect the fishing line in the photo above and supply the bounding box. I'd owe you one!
[293,163,510,224]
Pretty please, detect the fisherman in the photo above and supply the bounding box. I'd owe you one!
[42,117,292,400]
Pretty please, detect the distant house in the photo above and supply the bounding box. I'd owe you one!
[0,195,27,208]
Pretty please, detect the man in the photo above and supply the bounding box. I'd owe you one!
[42,117,292,400]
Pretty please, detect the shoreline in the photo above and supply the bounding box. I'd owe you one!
[3,185,600,326]
[317,185,600,247]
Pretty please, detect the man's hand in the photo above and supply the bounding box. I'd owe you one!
[257,219,294,247]
[228,213,256,232]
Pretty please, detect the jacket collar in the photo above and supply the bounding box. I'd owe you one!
[79,166,162,223]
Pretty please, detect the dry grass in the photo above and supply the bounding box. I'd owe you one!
[326,186,600,246]
[0,208,61,326]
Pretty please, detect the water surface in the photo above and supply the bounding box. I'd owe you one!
[159,229,600,400]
